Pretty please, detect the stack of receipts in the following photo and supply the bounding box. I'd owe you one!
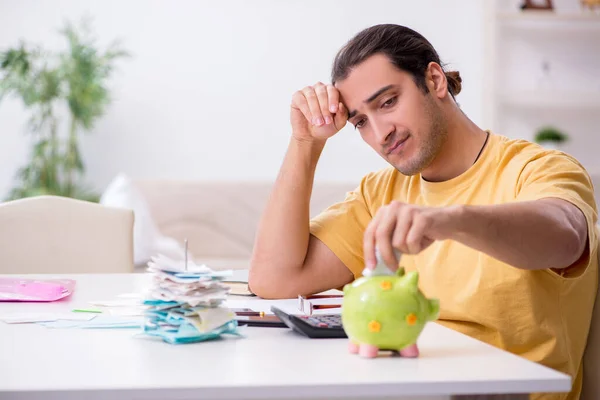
[139,254,241,344]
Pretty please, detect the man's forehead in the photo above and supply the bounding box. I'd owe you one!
[338,80,404,119]
[335,58,408,113]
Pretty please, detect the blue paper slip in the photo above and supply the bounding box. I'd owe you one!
[139,319,241,344]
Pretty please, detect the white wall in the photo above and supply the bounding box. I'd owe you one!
[489,0,600,174]
[0,0,487,198]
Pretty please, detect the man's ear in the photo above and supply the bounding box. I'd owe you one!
[425,62,448,99]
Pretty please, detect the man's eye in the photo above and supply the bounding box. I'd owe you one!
[382,97,397,108]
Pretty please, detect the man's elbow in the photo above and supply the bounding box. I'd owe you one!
[547,200,589,269]
[248,261,296,299]
[247,275,280,300]
[247,262,272,299]
[562,224,588,266]
[573,223,589,260]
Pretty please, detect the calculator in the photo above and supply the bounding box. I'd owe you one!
[270,306,347,339]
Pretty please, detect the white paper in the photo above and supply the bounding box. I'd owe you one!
[89,299,142,307]
[117,293,144,299]
[148,254,212,274]
[0,313,97,324]
[185,308,236,333]
[108,307,148,316]
[225,294,343,316]
[225,298,299,314]
[39,316,142,329]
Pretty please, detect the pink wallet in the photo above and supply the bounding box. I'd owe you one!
[0,278,76,301]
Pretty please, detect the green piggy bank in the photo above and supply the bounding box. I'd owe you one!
[342,267,439,358]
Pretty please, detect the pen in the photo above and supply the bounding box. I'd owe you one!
[311,304,341,310]
[235,311,265,317]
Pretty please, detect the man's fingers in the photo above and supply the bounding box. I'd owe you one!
[302,86,323,127]
[291,91,313,125]
[405,213,428,254]
[391,205,413,254]
[314,83,333,126]
[375,206,399,271]
[364,208,387,269]
[327,85,348,130]
[333,102,348,131]
[365,203,438,270]
[327,85,339,113]
[421,237,435,251]
[363,212,381,269]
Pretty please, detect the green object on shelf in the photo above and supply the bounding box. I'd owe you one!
[534,126,568,144]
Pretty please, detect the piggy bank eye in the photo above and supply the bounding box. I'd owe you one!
[380,281,392,290]
[406,313,418,326]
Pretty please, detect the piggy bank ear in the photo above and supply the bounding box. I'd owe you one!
[428,298,440,321]
[395,267,405,277]
[398,271,419,292]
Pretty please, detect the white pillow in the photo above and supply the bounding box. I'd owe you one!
[99,173,190,266]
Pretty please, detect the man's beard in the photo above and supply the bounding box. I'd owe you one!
[396,96,448,176]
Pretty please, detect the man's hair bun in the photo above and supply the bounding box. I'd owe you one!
[445,71,462,96]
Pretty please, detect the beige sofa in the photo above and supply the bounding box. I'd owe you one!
[134,180,358,270]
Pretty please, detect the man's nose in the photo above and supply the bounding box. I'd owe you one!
[372,118,394,145]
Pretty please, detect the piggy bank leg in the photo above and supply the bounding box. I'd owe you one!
[348,340,360,354]
[398,343,419,358]
[358,343,379,358]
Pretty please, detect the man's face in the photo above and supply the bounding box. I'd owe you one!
[336,54,447,176]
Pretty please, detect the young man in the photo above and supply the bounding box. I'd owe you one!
[248,24,598,400]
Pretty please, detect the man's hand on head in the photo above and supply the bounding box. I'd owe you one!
[290,82,348,144]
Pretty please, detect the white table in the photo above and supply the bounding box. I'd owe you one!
[0,273,571,400]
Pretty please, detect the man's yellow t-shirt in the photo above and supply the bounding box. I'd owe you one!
[310,132,598,400]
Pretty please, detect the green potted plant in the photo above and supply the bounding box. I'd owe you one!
[0,18,128,202]
[534,126,568,150]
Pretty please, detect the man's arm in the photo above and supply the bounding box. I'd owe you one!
[451,198,588,271]
[248,82,353,299]
[248,138,353,299]
[365,198,589,272]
